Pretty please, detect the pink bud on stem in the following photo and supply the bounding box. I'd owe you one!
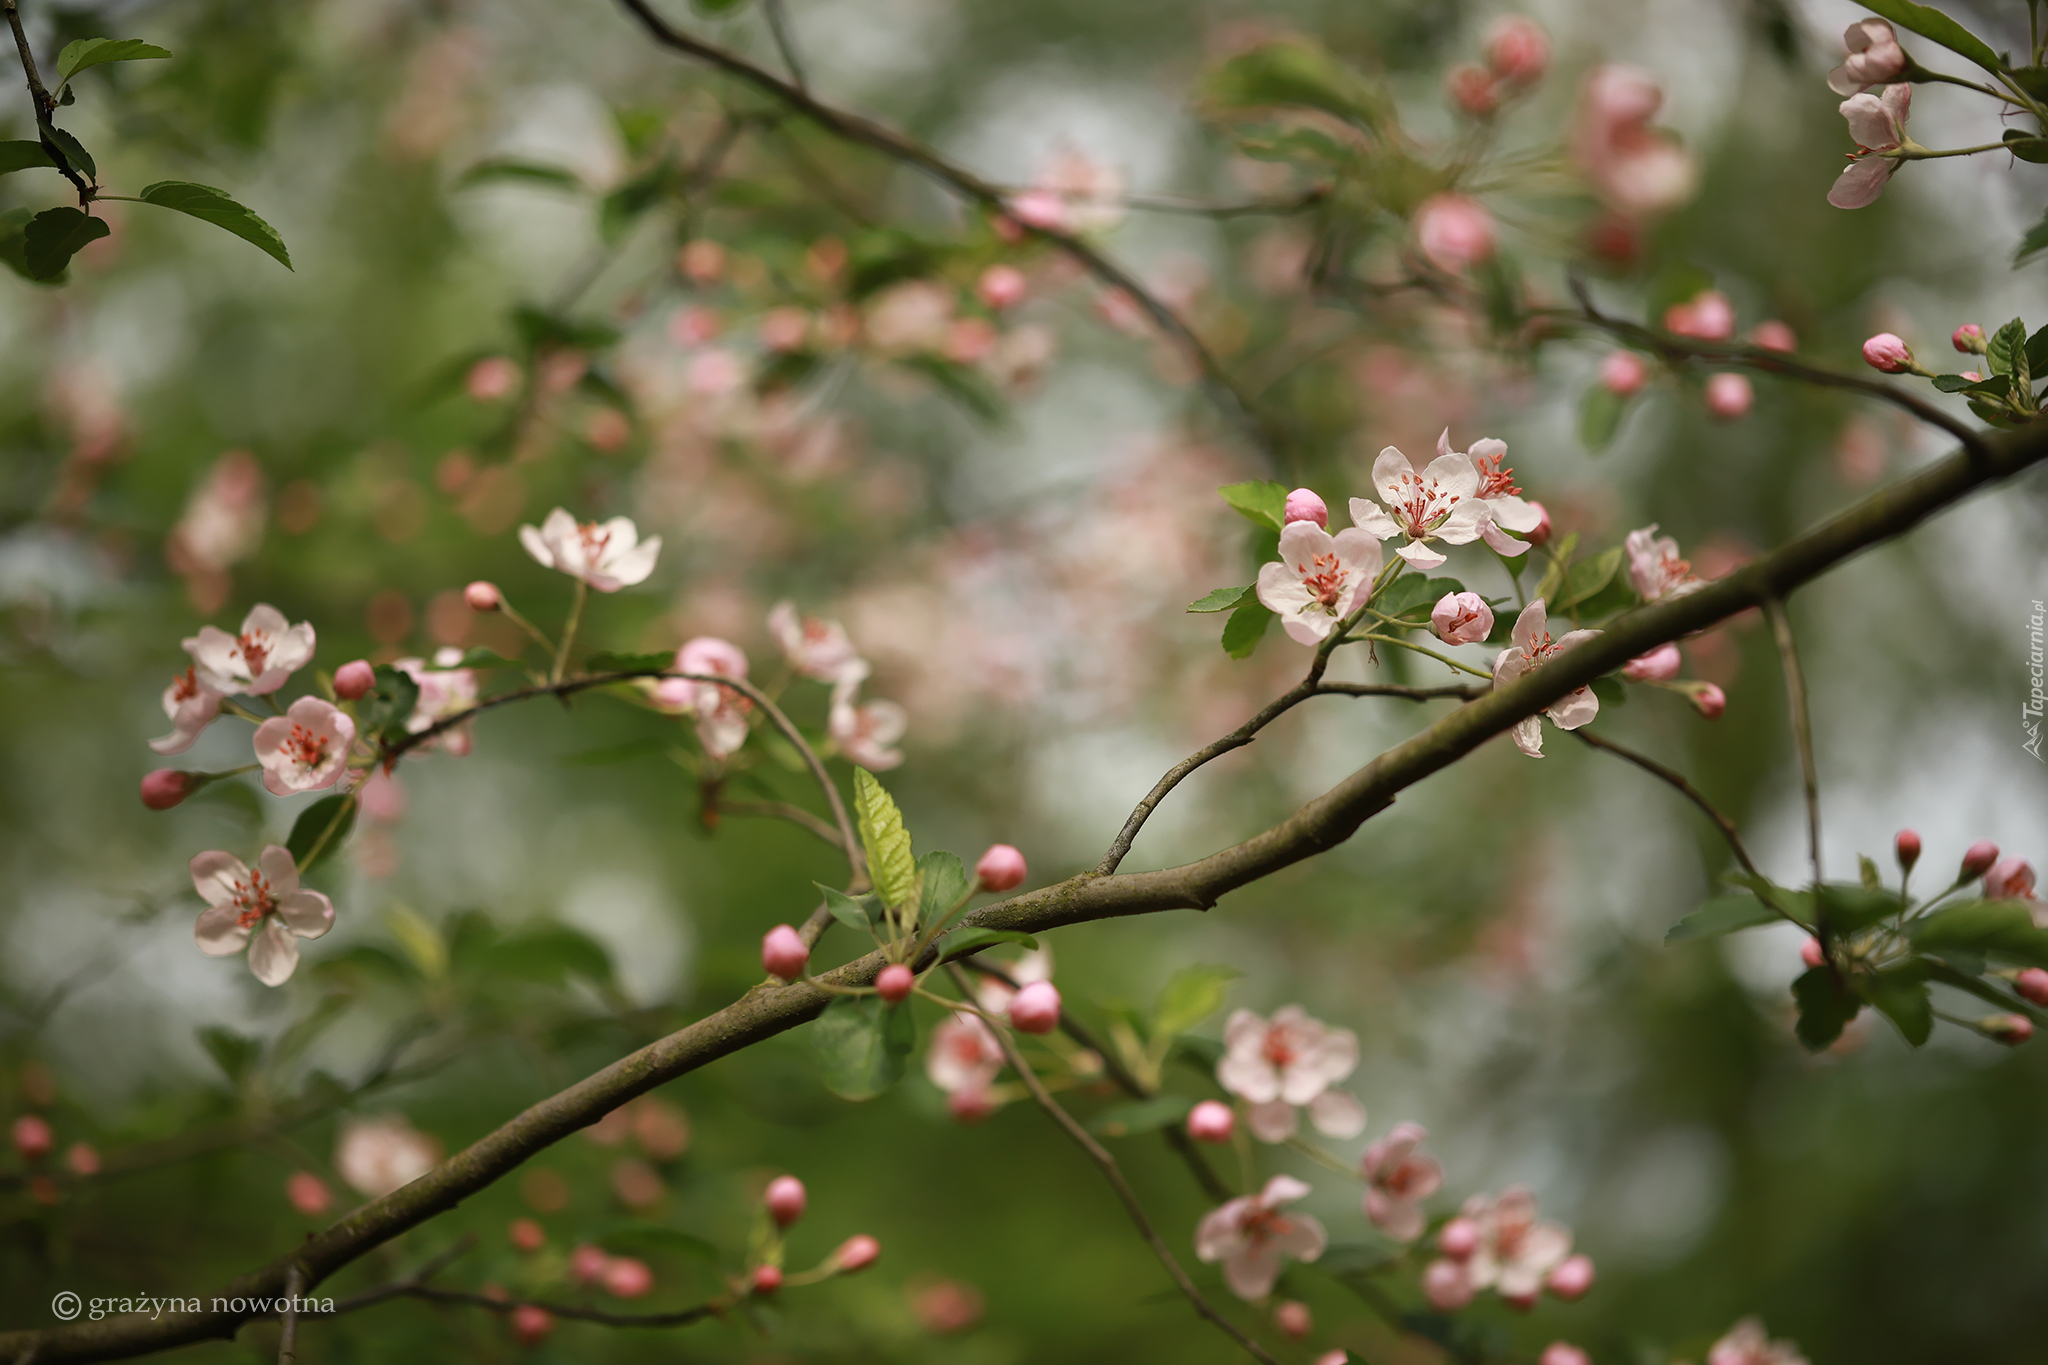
[832,1234,881,1274]
[761,925,809,981]
[602,1257,654,1298]
[1691,682,1728,720]
[1599,350,1648,397]
[1862,332,1915,374]
[1704,373,1753,421]
[334,659,377,700]
[1186,1100,1235,1143]
[876,963,915,1004]
[465,581,503,612]
[1437,1216,1480,1260]
[1273,1300,1312,1339]
[510,1304,554,1346]
[1953,323,1986,354]
[1985,1013,2034,1046]
[1961,840,2000,881]
[751,1264,783,1295]
[1895,829,1922,872]
[1008,980,1062,1034]
[12,1115,53,1162]
[975,844,1027,891]
[1547,1254,1596,1301]
[2015,968,2048,1008]
[765,1174,807,1227]
[1801,937,1826,969]
[140,769,197,811]
[1524,501,1551,548]
[976,265,1028,311]
[1749,320,1797,353]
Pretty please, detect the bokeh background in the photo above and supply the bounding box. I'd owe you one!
[3,0,2048,1361]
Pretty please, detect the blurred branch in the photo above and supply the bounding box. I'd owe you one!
[1570,729,1765,883]
[761,0,807,91]
[718,798,846,850]
[1765,595,1824,889]
[1,0,90,198]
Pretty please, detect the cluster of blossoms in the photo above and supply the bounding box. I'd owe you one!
[1598,290,1800,424]
[9,1107,102,1207]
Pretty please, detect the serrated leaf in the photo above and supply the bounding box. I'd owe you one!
[812,994,913,1100]
[1579,384,1627,452]
[56,37,172,84]
[917,851,971,925]
[1816,883,1905,934]
[1151,964,1242,1039]
[816,884,879,933]
[1556,545,1625,612]
[136,180,291,269]
[2021,211,2048,267]
[1864,961,1933,1047]
[23,207,108,279]
[1908,899,2048,967]
[1089,1094,1194,1138]
[1986,317,2027,381]
[1792,966,1860,1051]
[940,927,1040,959]
[1188,585,1252,614]
[1666,893,1779,944]
[0,141,55,175]
[456,158,584,191]
[1932,373,2011,397]
[1221,597,1273,659]
[1217,480,1289,532]
[285,794,357,876]
[1374,574,1465,622]
[586,650,675,673]
[1854,0,2004,75]
[853,769,918,913]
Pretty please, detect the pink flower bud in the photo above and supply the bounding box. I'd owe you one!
[140,768,197,811]
[1273,1300,1313,1339]
[464,356,521,403]
[285,1171,331,1216]
[1437,1216,1480,1260]
[1503,1287,1540,1312]
[11,1115,52,1162]
[976,843,1027,891]
[509,1217,545,1253]
[569,1244,611,1285]
[1547,1254,1596,1301]
[1666,292,1735,342]
[1187,1099,1235,1143]
[2016,969,2048,1008]
[1283,488,1330,528]
[1704,373,1753,421]
[1431,591,1494,646]
[1008,980,1062,1035]
[1485,15,1550,83]
[1600,350,1649,396]
[977,264,1028,311]
[511,1304,554,1346]
[334,660,377,700]
[1801,937,1826,969]
[876,963,915,1004]
[1960,370,1982,383]
[64,1142,99,1176]
[602,1256,654,1298]
[1622,643,1682,682]
[1315,1353,1349,1365]
[1962,840,2001,880]
[761,924,809,981]
[1953,323,1986,354]
[1446,64,1499,117]
[751,1264,783,1295]
[948,1087,995,1124]
[465,581,502,612]
[1862,333,1913,373]
[765,1174,807,1227]
[1525,500,1552,547]
[1987,1013,2034,1046]
[833,1233,881,1274]
[1540,1345,1591,1365]
[1691,682,1728,719]
[1415,193,1496,273]
[1422,1257,1474,1311]
[1895,829,1922,871]
[1749,320,1797,353]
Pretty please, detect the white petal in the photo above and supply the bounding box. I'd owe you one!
[277,890,335,939]
[1220,1054,1282,1105]
[1421,452,1479,501]
[1370,447,1413,503]
[1347,499,1401,541]
[600,536,661,591]
[1269,1211,1327,1263]
[1308,1089,1367,1138]
[1246,1101,1299,1143]
[1547,686,1600,732]
[1276,519,1334,570]
[1195,1200,1249,1263]
[1255,561,1314,619]
[190,851,251,908]
[1510,715,1545,757]
[258,844,300,897]
[1480,518,1531,556]
[195,904,252,956]
[1511,599,1546,652]
[1224,1244,1283,1300]
[1431,502,1488,546]
[1827,157,1895,209]
[1366,1192,1426,1242]
[248,920,301,986]
[1396,541,1447,570]
[1839,93,1894,150]
[518,523,555,569]
[1329,527,1384,585]
[240,603,289,638]
[1486,494,1540,533]
[1261,1174,1312,1206]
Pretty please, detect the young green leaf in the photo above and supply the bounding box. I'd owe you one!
[1815,883,1905,934]
[1985,317,2027,382]
[23,207,109,280]
[285,794,357,876]
[939,927,1040,959]
[1854,0,2004,75]
[1151,964,1243,1039]
[1188,585,1252,614]
[917,850,971,925]
[1373,575,1466,622]
[55,37,172,85]
[136,181,292,269]
[361,665,421,745]
[1665,893,1779,944]
[46,127,94,180]
[1863,961,1933,1047]
[1220,597,1273,659]
[816,884,881,933]
[811,995,914,1100]
[1555,545,1625,612]
[0,141,56,176]
[1579,384,1627,452]
[853,769,918,912]
[1217,480,1289,532]
[455,159,584,192]
[1908,899,2048,967]
[1792,965,1861,1051]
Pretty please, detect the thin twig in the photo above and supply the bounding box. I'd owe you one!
[943,966,1281,1365]
[276,1267,304,1365]
[1,0,90,198]
[761,0,808,90]
[1571,729,1765,882]
[719,798,845,849]
[1765,596,1823,890]
[322,1238,477,1316]
[384,1285,720,1329]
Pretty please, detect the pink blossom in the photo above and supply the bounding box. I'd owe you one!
[1432,592,1494,646]
[2015,968,2048,1007]
[192,844,334,985]
[650,637,753,759]
[1708,1316,1810,1365]
[1486,16,1549,83]
[927,1011,1004,1097]
[1010,147,1126,235]
[1828,19,1907,95]
[253,697,356,796]
[509,1217,545,1252]
[1829,84,1911,210]
[1623,642,1682,682]
[141,768,197,811]
[1350,446,1492,570]
[1665,291,1736,341]
[1450,431,1542,552]
[184,603,316,696]
[1624,524,1702,601]
[1572,66,1699,218]
[1750,320,1798,352]
[768,600,860,680]
[1438,1215,1480,1260]
[1187,1100,1235,1143]
[12,1115,52,1161]
[396,650,479,757]
[603,1257,654,1298]
[1600,351,1649,396]
[877,963,914,1003]
[1801,934,1826,970]
[1540,1345,1591,1365]
[759,306,811,352]
[1257,518,1383,643]
[977,264,1028,310]
[1461,1187,1573,1305]
[1896,829,1922,870]
[833,1234,882,1273]
[1986,858,2037,901]
[465,356,521,402]
[167,451,267,581]
[464,580,501,612]
[569,1243,612,1285]
[668,304,721,347]
[945,317,997,364]
[511,1305,553,1345]
[1547,1253,1596,1301]
[1705,373,1753,421]
[1415,194,1496,273]
[687,348,747,396]
[751,1265,783,1296]
[1273,1300,1312,1339]
[150,665,224,754]
[865,280,956,352]
[1361,1122,1444,1241]
[65,1142,102,1176]
[1492,600,1601,758]
[518,508,661,592]
[1692,681,1728,719]
[765,1174,807,1227]
[285,1171,331,1216]
[1953,323,1986,354]
[829,663,908,771]
[335,1113,439,1198]
[1008,980,1061,1034]
[1218,1006,1365,1142]
[1284,488,1329,528]
[1194,1174,1328,1300]
[976,843,1028,891]
[1446,64,1499,118]
[1423,1257,1474,1311]
[334,659,375,701]
[761,924,808,980]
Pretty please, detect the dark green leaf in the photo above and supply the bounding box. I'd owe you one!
[816,884,880,933]
[1859,854,1883,891]
[2027,323,2048,373]
[585,650,675,673]
[940,927,1040,959]
[2021,212,2048,267]
[917,851,971,927]
[1151,964,1242,1039]
[1666,893,1779,944]
[1863,960,1933,1047]
[1221,598,1273,659]
[0,207,32,282]
[197,1026,262,1086]
[1986,317,2027,382]
[192,777,264,823]
[1089,1094,1194,1137]
[456,158,583,191]
[811,995,913,1100]
[0,141,55,175]
[694,0,755,12]
[1856,0,2004,74]
[1932,372,2011,397]
[1556,545,1624,611]
[483,925,616,986]
[1170,1033,1225,1071]
[1217,480,1289,532]
[1206,43,1384,130]
[361,664,420,745]
[1792,966,1861,1051]
[1816,883,1906,933]
[23,207,108,279]
[1589,675,1627,708]
[55,37,172,84]
[1373,574,1465,622]
[285,794,357,875]
[854,769,918,913]
[1188,585,1252,614]
[511,305,621,351]
[600,164,678,243]
[2003,130,2048,163]
[1908,899,2048,967]
[1579,384,1627,451]
[137,181,291,269]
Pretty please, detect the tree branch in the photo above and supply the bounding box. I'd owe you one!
[1,0,90,198]
[717,798,846,850]
[1569,728,1764,882]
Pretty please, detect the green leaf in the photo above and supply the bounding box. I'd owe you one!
[1151,964,1242,1039]
[1859,854,1883,891]
[693,0,755,12]
[1374,575,1466,623]
[0,207,33,281]
[2018,211,2048,267]
[23,207,108,279]
[55,37,172,84]
[1589,674,1627,709]
[940,927,1040,960]
[456,158,584,191]
[816,884,881,933]
[511,305,621,352]
[586,650,675,673]
[1856,0,2005,75]
[1816,883,1905,933]
[1556,545,1625,612]
[1221,597,1273,659]
[197,1026,261,1086]
[1089,1094,1194,1137]
[285,794,357,876]
[1579,384,1627,452]
[483,925,615,987]
[1908,899,2048,967]
[811,994,913,1100]
[0,141,55,175]
[1986,317,2027,382]
[853,769,918,913]
[1863,960,1933,1047]
[2027,323,2048,374]
[361,664,421,745]
[1932,372,2011,397]
[1792,966,1861,1051]
[1217,480,1289,532]
[2003,129,2048,163]
[1666,893,1780,944]
[1206,43,1383,130]
[136,181,292,269]
[1529,531,1579,607]
[917,851,971,926]
[1188,585,1252,614]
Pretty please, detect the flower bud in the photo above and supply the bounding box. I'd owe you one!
[761,924,809,981]
[1749,320,1797,353]
[751,1264,783,1295]
[1801,937,1826,969]
[1273,1300,1312,1340]
[1415,194,1496,273]
[464,356,521,403]
[1540,1345,1591,1365]
[1666,292,1735,342]
[509,1217,545,1253]
[1691,681,1728,719]
[569,1244,611,1285]
[1430,591,1494,646]
[1953,323,1987,354]
[140,768,197,811]
[1599,350,1649,397]
[602,1256,654,1298]
[1704,373,1753,421]
[1961,840,2001,880]
[1485,15,1550,83]
[975,843,1028,892]
[465,581,503,612]
[1547,1254,1596,1301]
[12,1115,53,1161]
[876,963,915,1004]
[976,264,1028,311]
[510,1304,553,1346]
[833,1233,881,1274]
[1862,332,1913,373]
[1283,488,1330,528]
[64,1142,99,1176]
[1437,1216,1480,1260]
[765,1174,807,1227]
[1622,643,1682,682]
[1187,1099,1235,1144]
[1524,500,1552,548]
[1895,829,1922,871]
[286,1171,331,1216]
[948,1087,996,1124]
[1315,1354,1349,1365]
[2016,968,2048,1008]
[334,660,377,700]
[1445,64,1499,117]
[1985,1012,2034,1046]
[1422,1257,1474,1311]
[1008,980,1062,1035]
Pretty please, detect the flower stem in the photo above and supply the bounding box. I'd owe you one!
[1357,631,1494,679]
[550,580,588,686]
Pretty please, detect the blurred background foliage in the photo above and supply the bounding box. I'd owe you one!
[2,0,2047,1361]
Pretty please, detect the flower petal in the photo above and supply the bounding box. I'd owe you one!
[277,890,335,939]
[1223,1243,1283,1300]
[1421,452,1480,501]
[1347,499,1401,541]
[1396,541,1447,570]
[1370,447,1413,504]
[1510,714,1545,758]
[1308,1089,1366,1138]
[1247,1100,1298,1143]
[248,919,301,986]
[1839,92,1894,150]
[190,851,251,908]
[258,844,300,897]
[195,904,252,956]
[1827,157,1896,210]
